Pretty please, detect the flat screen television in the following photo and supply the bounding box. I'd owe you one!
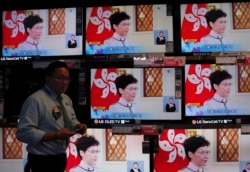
[85,4,174,55]
[90,67,183,126]
[2,7,83,57]
[185,63,250,118]
[180,2,250,53]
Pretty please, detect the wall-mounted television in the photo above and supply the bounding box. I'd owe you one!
[90,67,183,126]
[85,4,174,56]
[180,3,250,53]
[185,63,250,118]
[2,7,83,57]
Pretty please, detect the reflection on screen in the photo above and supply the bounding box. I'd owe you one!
[2,8,83,57]
[85,4,174,55]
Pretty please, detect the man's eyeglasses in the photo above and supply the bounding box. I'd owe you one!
[54,76,71,83]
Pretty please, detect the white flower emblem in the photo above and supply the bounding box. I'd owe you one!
[66,134,82,158]
[66,142,77,158]
[159,129,187,162]
[184,4,208,31]
[89,7,112,34]
[93,69,118,98]
[187,64,212,94]
[4,11,26,37]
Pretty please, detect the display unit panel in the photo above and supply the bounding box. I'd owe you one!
[2,8,83,57]
[90,67,183,125]
[180,3,250,53]
[85,4,174,55]
[185,63,250,117]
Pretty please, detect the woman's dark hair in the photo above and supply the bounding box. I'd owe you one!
[209,70,232,92]
[45,61,69,77]
[109,11,130,31]
[184,135,210,161]
[76,135,99,158]
[133,161,139,165]
[23,15,43,34]
[115,74,137,96]
[205,9,227,29]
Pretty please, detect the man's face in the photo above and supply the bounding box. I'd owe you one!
[46,67,71,95]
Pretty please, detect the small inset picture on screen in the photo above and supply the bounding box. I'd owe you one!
[154,30,168,45]
[66,33,79,49]
[239,161,250,172]
[163,96,179,113]
[127,160,144,172]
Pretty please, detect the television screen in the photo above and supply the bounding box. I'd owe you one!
[185,63,250,117]
[180,3,250,53]
[90,67,183,125]
[2,8,83,57]
[85,4,174,55]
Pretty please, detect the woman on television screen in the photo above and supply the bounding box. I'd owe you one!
[203,69,236,113]
[200,9,232,51]
[69,135,100,172]
[18,15,46,55]
[104,11,133,47]
[109,74,141,114]
[178,135,210,172]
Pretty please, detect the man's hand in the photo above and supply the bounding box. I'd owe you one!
[74,123,87,135]
[57,128,75,140]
